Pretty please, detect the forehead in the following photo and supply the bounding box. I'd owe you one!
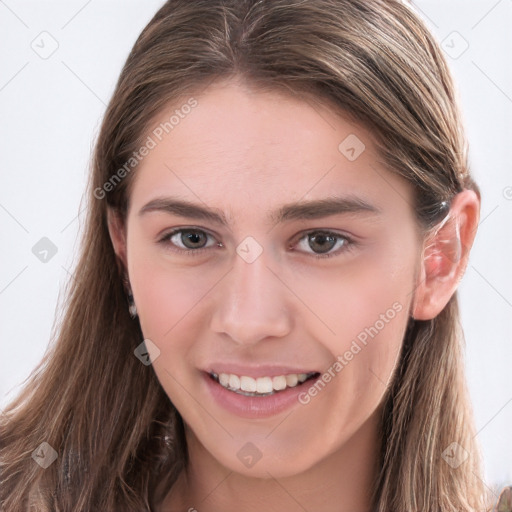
[128,80,412,221]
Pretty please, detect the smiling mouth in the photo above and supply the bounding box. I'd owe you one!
[209,371,321,397]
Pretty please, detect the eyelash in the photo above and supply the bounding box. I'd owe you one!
[157,227,357,260]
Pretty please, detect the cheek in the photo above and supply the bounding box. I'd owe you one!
[288,243,415,351]
[344,305,407,397]
[128,242,221,341]
[128,254,214,412]
[290,244,414,411]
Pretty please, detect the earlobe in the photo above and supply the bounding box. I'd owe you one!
[412,190,480,320]
[107,208,128,272]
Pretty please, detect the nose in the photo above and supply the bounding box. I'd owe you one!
[209,246,293,345]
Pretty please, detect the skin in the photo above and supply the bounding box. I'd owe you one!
[108,77,480,511]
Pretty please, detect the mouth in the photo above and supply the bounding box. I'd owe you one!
[208,370,321,397]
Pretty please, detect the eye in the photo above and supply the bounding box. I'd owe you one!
[158,227,356,259]
[292,230,356,259]
[158,227,220,256]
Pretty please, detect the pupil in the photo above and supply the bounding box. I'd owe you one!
[183,231,205,248]
[310,233,336,254]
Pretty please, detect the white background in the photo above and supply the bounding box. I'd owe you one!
[1,0,511,494]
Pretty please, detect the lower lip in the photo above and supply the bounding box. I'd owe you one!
[202,371,318,419]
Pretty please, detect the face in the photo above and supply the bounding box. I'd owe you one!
[119,79,422,478]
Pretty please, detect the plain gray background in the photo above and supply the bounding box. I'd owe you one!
[1,0,511,495]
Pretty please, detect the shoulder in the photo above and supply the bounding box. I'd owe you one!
[491,486,512,512]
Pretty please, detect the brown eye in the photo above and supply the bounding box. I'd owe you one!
[159,228,218,255]
[294,230,355,259]
[307,232,338,254]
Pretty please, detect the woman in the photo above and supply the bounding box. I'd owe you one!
[0,0,509,510]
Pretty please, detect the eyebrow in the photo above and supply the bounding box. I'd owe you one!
[138,195,382,226]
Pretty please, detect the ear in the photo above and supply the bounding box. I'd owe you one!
[107,207,128,274]
[412,189,480,320]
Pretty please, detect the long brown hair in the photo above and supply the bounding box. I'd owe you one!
[0,0,494,510]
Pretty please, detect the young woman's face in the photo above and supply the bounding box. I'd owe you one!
[123,79,422,478]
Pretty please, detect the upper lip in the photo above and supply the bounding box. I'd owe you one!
[204,363,320,379]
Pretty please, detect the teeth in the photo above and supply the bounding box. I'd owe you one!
[272,376,287,391]
[240,376,256,392]
[256,377,273,394]
[219,373,229,387]
[228,374,240,390]
[286,374,298,387]
[211,371,316,395]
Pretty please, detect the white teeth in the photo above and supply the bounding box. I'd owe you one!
[240,376,257,392]
[256,377,273,394]
[272,375,287,391]
[228,374,240,390]
[212,371,316,395]
[219,373,230,387]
